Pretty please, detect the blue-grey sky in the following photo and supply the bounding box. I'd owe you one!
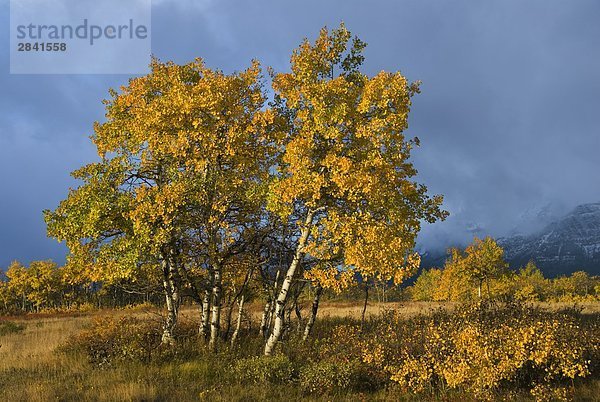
[1,0,600,267]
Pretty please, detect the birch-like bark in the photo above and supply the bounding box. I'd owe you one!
[265,270,280,336]
[259,298,271,338]
[199,275,212,340]
[161,254,180,345]
[264,209,316,356]
[302,284,323,341]
[230,294,245,346]
[223,296,235,340]
[208,264,222,352]
[224,267,252,341]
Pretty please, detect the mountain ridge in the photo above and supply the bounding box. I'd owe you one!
[420,202,600,277]
[497,202,600,276]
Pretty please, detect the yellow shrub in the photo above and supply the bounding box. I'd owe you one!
[381,301,596,400]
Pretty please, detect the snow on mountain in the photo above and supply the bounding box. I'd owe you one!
[498,202,600,276]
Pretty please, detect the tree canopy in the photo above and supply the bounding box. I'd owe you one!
[44,23,447,353]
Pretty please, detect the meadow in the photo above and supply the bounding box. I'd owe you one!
[1,300,599,401]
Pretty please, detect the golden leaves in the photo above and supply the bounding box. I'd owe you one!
[304,265,354,293]
[48,23,447,300]
[384,302,593,400]
[266,24,447,289]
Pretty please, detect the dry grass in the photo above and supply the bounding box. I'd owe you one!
[316,301,452,318]
[0,300,594,370]
[536,301,600,314]
[0,299,417,368]
[0,315,89,370]
[1,301,599,401]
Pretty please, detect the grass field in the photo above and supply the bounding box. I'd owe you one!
[1,301,599,401]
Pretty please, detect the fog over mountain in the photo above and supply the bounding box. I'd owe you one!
[499,203,600,276]
[420,202,600,277]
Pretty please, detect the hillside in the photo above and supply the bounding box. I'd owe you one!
[498,202,600,276]
[420,202,600,277]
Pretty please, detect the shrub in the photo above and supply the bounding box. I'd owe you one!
[379,300,596,400]
[61,316,198,367]
[54,301,600,400]
[59,316,206,366]
[303,323,388,392]
[232,355,294,384]
[62,316,161,366]
[299,359,355,394]
[0,321,26,336]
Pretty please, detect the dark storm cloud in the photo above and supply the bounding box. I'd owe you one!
[1,0,599,267]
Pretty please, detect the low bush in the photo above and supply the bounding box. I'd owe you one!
[0,321,26,336]
[62,316,161,366]
[297,300,600,400]
[299,359,356,394]
[374,300,598,400]
[55,301,600,400]
[61,316,198,366]
[232,355,295,384]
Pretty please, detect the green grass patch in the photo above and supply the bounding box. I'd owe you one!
[0,321,26,337]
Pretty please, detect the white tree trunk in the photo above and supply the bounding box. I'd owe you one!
[209,264,222,352]
[199,279,211,340]
[259,298,271,338]
[230,295,245,346]
[161,255,180,345]
[265,270,280,336]
[264,209,316,356]
[302,284,322,341]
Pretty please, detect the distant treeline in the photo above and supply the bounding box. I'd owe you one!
[410,260,600,303]
[2,254,598,315]
[0,260,160,314]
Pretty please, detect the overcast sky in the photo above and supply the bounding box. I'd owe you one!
[1,0,599,267]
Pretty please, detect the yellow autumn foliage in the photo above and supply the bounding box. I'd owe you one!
[270,23,446,291]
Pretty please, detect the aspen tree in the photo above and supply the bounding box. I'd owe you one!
[264,24,447,355]
[46,58,273,346]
